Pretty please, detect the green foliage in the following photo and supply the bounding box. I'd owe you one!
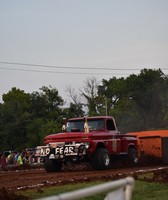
[40,120,62,141]
[0,86,64,151]
[124,69,168,130]
[98,77,127,115]
[110,97,143,133]
[0,88,31,151]
[63,102,85,118]
[30,86,63,120]
[100,69,168,132]
[26,118,45,147]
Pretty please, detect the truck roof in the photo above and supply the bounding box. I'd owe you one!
[68,116,115,121]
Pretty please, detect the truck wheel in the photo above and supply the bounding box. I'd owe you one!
[44,157,62,172]
[91,148,111,170]
[127,147,138,165]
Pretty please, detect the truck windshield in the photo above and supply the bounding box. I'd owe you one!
[66,119,105,132]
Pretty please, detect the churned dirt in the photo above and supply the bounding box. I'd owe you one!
[1,163,168,199]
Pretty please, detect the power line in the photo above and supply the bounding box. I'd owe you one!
[0,61,167,77]
[0,66,127,76]
[1,61,165,71]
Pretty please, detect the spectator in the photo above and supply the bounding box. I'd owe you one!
[0,153,7,170]
[14,152,19,164]
[7,151,15,165]
[17,153,23,165]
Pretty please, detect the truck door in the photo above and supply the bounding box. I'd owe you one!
[106,119,121,154]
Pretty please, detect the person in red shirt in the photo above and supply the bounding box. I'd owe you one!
[0,153,7,170]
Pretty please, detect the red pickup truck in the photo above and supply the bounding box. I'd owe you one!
[36,116,138,172]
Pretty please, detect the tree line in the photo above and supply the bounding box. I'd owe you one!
[0,68,168,151]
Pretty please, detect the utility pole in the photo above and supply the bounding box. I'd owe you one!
[105,97,107,116]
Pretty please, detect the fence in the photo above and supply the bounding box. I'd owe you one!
[37,176,135,200]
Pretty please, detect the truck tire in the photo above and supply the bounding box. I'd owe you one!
[91,148,111,170]
[44,157,62,172]
[127,147,138,165]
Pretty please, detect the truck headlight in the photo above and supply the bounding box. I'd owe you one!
[84,142,90,149]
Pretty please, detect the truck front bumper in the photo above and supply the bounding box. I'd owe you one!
[35,142,90,159]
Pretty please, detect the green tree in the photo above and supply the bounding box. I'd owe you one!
[64,86,85,118]
[26,118,44,147]
[28,86,64,146]
[26,118,62,146]
[0,87,31,151]
[0,86,65,151]
[110,97,143,133]
[80,77,100,116]
[98,77,127,115]
[30,86,64,120]
[63,103,85,118]
[40,120,62,142]
[125,68,168,130]
[98,68,168,132]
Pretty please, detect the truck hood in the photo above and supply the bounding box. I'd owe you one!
[43,130,121,144]
[44,132,92,144]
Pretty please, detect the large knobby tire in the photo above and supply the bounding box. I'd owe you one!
[91,148,111,170]
[44,157,62,172]
[127,147,138,166]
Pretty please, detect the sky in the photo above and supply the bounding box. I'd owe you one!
[0,0,168,104]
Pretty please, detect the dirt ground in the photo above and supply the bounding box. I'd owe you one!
[1,163,168,199]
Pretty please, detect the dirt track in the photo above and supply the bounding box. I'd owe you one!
[1,163,168,192]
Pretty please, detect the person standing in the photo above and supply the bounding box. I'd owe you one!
[17,153,23,165]
[0,153,7,170]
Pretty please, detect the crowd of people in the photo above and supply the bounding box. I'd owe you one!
[0,148,38,170]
